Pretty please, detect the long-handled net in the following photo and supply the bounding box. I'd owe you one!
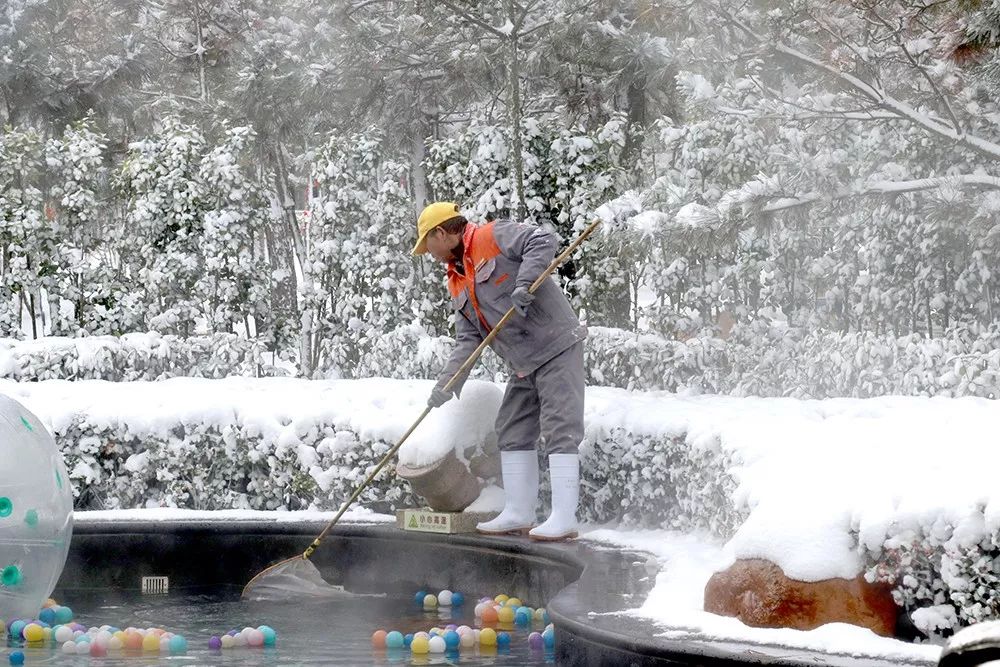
[242,219,602,601]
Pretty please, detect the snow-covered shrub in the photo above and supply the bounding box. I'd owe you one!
[862,510,1000,638]
[0,333,277,381]
[578,428,745,535]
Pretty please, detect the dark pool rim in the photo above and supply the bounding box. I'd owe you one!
[62,518,929,667]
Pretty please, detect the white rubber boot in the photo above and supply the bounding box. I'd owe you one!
[529,453,579,541]
[477,450,539,535]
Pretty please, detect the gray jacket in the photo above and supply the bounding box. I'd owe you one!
[436,219,587,394]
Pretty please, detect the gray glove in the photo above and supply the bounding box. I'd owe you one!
[428,385,454,408]
[511,286,535,316]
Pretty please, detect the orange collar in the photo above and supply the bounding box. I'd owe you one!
[446,224,479,297]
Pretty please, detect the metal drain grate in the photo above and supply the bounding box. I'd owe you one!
[141,576,169,595]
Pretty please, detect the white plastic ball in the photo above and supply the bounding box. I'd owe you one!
[159,637,170,651]
[61,640,75,653]
[428,636,446,653]
[220,635,236,649]
[460,632,475,648]
[234,632,247,647]
[438,590,453,606]
[109,636,124,650]
[75,641,91,654]
[54,626,73,643]
[474,602,486,617]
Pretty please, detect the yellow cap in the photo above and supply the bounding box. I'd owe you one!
[412,202,463,255]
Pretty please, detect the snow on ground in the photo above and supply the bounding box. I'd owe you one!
[582,528,941,666]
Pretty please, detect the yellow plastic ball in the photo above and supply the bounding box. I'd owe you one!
[42,627,52,641]
[493,594,508,604]
[479,628,497,646]
[497,606,515,623]
[23,623,44,642]
[43,598,58,608]
[113,631,127,644]
[505,597,522,608]
[411,636,430,654]
[142,634,160,652]
[423,594,438,609]
[534,607,546,620]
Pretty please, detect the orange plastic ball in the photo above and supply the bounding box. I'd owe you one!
[371,630,387,648]
[481,606,499,624]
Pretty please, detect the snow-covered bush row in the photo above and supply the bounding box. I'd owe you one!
[0,333,275,381]
[5,324,999,399]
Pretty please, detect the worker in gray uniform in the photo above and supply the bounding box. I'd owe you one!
[412,201,586,541]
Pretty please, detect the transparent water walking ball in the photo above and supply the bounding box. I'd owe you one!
[0,395,73,619]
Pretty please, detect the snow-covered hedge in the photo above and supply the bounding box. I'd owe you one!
[8,325,1000,400]
[0,333,279,381]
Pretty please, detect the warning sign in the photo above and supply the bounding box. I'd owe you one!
[400,509,451,534]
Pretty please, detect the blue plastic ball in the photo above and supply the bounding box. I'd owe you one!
[258,625,277,647]
[451,592,465,606]
[168,635,188,654]
[8,651,23,666]
[542,609,550,625]
[443,630,460,649]
[497,631,511,648]
[38,608,56,625]
[403,633,413,648]
[54,607,73,624]
[385,631,404,649]
[543,627,555,649]
[515,610,531,625]
[414,590,427,605]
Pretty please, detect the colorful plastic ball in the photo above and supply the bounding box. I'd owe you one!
[498,606,515,623]
[481,606,499,624]
[506,597,522,608]
[497,631,511,648]
[384,630,404,649]
[534,607,547,621]
[170,635,188,653]
[428,636,446,653]
[480,627,497,646]
[528,631,544,650]
[410,636,429,654]
[220,634,235,649]
[8,621,25,638]
[75,641,90,655]
[208,636,222,650]
[248,629,265,647]
[445,624,457,631]
[371,629,387,648]
[38,607,56,625]
[142,633,160,652]
[23,623,43,642]
[451,592,465,606]
[258,625,277,647]
[438,590,453,606]
[414,590,427,605]
[443,630,460,649]
[54,607,73,624]
[422,593,438,609]
[90,641,108,657]
[403,633,413,648]
[8,651,23,666]
[543,627,555,649]
[494,594,509,604]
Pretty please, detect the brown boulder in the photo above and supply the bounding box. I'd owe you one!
[704,558,897,637]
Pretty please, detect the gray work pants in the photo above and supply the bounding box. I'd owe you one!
[495,341,584,455]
